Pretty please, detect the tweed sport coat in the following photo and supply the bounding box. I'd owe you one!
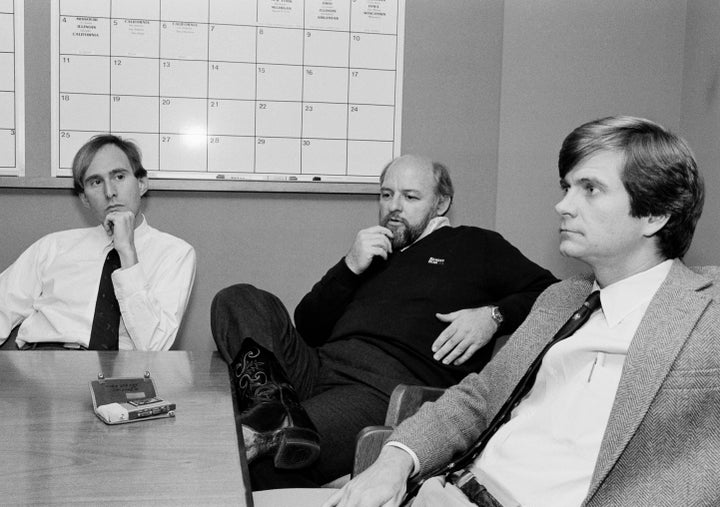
[392,260,720,506]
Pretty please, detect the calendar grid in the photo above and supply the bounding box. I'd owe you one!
[391,1,400,163]
[344,1,353,174]
[157,1,163,167]
[0,0,24,175]
[0,13,15,168]
[204,1,211,174]
[51,0,405,183]
[108,1,113,136]
[299,0,306,174]
[252,9,260,175]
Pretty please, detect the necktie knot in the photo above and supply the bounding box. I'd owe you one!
[573,290,601,321]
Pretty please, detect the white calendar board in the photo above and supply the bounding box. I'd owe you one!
[51,0,404,184]
[0,0,24,177]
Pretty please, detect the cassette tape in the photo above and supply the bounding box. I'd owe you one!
[89,371,176,425]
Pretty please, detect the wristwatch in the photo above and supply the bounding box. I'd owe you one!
[490,305,504,327]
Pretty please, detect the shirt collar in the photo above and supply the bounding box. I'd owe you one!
[135,214,149,237]
[401,216,451,251]
[593,259,673,327]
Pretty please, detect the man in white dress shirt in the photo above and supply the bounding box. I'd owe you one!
[324,116,719,507]
[0,134,196,351]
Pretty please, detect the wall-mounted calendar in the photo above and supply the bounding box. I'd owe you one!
[0,0,24,177]
[51,0,405,184]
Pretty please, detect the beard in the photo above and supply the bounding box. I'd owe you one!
[380,212,434,250]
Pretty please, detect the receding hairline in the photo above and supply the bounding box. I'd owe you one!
[379,156,438,193]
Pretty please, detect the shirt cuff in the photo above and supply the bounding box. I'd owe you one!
[385,441,420,477]
[111,262,146,298]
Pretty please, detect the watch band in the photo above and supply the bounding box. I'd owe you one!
[490,305,504,327]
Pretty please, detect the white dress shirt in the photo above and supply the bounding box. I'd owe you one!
[472,260,673,506]
[0,216,196,351]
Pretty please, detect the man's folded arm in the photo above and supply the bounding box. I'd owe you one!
[114,244,196,351]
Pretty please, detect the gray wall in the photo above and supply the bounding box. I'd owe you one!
[2,1,718,351]
[495,0,689,279]
[680,0,720,268]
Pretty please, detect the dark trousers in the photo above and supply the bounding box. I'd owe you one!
[211,284,390,489]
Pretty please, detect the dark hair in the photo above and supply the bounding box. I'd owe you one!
[432,161,454,211]
[71,134,147,194]
[559,116,704,259]
[379,156,455,213]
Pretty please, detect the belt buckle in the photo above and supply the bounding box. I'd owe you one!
[450,469,504,507]
[449,469,475,488]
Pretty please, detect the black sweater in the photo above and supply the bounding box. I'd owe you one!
[294,226,558,394]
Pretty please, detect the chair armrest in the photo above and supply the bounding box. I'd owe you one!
[352,384,447,476]
[352,384,447,477]
[353,425,393,477]
[351,343,509,478]
[385,384,446,426]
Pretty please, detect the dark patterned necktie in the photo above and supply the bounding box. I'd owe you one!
[405,291,603,504]
[88,249,122,350]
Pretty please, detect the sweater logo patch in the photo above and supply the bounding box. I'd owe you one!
[428,257,445,265]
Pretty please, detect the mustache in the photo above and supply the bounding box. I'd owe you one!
[381,213,409,228]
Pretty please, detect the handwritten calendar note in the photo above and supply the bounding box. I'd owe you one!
[0,0,24,177]
[51,0,404,184]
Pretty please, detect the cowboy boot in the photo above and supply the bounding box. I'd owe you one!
[231,337,321,469]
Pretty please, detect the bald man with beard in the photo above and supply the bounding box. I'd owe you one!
[211,155,557,490]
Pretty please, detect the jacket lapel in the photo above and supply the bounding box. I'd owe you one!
[585,261,713,501]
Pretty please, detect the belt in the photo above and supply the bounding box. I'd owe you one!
[449,470,504,507]
[22,341,87,350]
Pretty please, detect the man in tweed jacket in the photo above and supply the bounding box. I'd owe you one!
[325,116,718,507]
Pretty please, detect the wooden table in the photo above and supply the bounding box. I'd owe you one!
[0,351,252,506]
